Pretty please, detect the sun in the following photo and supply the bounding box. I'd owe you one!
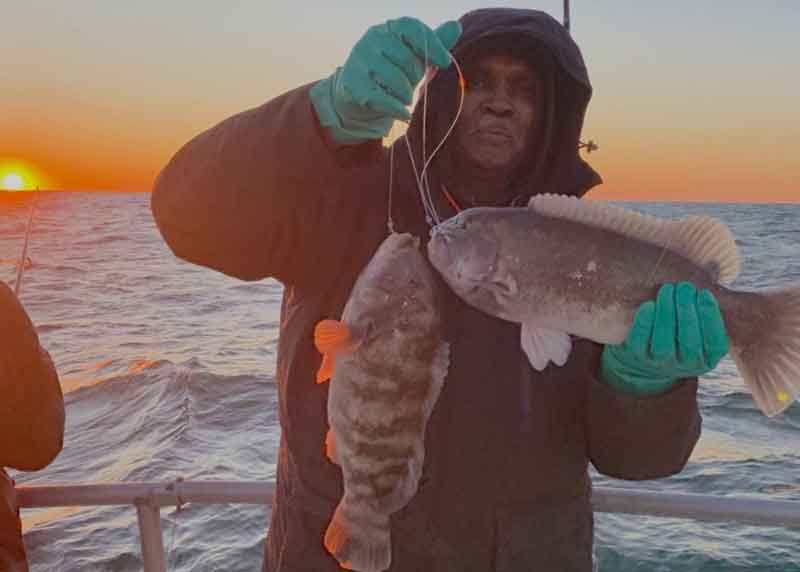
[0,159,47,191]
[2,173,24,190]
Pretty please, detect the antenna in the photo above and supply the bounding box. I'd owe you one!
[563,2,599,154]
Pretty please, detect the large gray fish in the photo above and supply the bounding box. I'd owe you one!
[314,232,449,572]
[427,193,800,417]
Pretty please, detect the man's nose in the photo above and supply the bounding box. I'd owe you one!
[481,85,514,116]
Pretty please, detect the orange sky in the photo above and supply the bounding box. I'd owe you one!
[1,2,798,202]
[4,110,795,202]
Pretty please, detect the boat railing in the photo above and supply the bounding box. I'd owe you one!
[16,481,800,572]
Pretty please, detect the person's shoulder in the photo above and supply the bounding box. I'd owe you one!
[0,278,38,335]
[0,281,17,305]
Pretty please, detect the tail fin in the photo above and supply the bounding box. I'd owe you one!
[324,502,391,572]
[722,284,800,416]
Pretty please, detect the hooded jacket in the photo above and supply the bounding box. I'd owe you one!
[152,9,701,571]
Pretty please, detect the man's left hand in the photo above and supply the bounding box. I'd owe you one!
[600,282,729,395]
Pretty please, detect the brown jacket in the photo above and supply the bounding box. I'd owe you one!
[0,281,65,570]
[0,469,28,572]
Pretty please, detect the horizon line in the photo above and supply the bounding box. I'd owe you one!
[1,189,798,206]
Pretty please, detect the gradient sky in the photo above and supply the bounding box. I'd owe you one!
[1,1,797,201]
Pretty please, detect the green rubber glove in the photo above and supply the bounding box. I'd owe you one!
[601,282,729,395]
[310,17,462,144]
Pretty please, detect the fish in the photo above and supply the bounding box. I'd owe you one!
[314,232,449,572]
[427,193,800,417]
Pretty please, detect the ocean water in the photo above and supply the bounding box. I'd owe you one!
[1,192,798,571]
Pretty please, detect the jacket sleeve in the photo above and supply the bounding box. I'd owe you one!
[585,348,701,480]
[151,83,383,288]
[0,282,65,471]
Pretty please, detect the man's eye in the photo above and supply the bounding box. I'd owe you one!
[465,74,490,91]
[514,81,538,97]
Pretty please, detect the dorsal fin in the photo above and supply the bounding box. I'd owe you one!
[528,194,740,284]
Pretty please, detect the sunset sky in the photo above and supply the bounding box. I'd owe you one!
[1,1,797,201]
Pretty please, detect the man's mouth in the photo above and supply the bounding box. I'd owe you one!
[474,126,513,141]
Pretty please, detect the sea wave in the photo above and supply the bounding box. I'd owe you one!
[3,194,799,571]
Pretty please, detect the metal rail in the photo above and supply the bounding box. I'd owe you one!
[17,481,800,572]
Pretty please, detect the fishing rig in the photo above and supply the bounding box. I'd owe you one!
[386,30,467,235]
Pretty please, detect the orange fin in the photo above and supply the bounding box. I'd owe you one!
[316,353,335,384]
[314,319,351,354]
[324,503,391,571]
[314,319,354,384]
[325,428,339,464]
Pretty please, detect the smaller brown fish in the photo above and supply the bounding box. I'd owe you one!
[314,232,449,572]
[427,194,800,417]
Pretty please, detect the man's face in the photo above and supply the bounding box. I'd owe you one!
[454,53,540,172]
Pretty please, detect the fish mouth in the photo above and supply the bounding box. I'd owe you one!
[428,222,457,247]
[386,232,420,251]
[431,214,466,235]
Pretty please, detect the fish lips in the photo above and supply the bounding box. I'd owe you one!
[428,227,498,288]
[428,224,520,318]
[428,230,475,296]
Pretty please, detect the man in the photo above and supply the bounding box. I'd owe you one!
[0,281,65,571]
[152,9,726,571]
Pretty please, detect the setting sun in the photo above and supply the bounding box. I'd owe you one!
[0,158,46,191]
[2,173,24,190]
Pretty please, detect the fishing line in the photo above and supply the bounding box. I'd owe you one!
[420,54,466,224]
[398,33,441,228]
[387,144,397,234]
[403,130,438,227]
[419,56,465,180]
[646,226,676,286]
[14,187,40,297]
[391,61,465,230]
[416,49,466,227]
[386,25,466,234]
[418,33,442,227]
[421,31,430,202]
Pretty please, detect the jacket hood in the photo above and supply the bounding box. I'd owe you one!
[455,8,591,95]
[402,8,600,207]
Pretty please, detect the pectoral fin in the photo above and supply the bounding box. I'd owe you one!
[316,354,335,384]
[314,319,353,384]
[314,319,351,354]
[521,322,572,371]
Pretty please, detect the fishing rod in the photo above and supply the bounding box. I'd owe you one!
[563,0,571,32]
[14,186,40,297]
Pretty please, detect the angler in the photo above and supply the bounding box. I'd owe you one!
[152,8,718,571]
